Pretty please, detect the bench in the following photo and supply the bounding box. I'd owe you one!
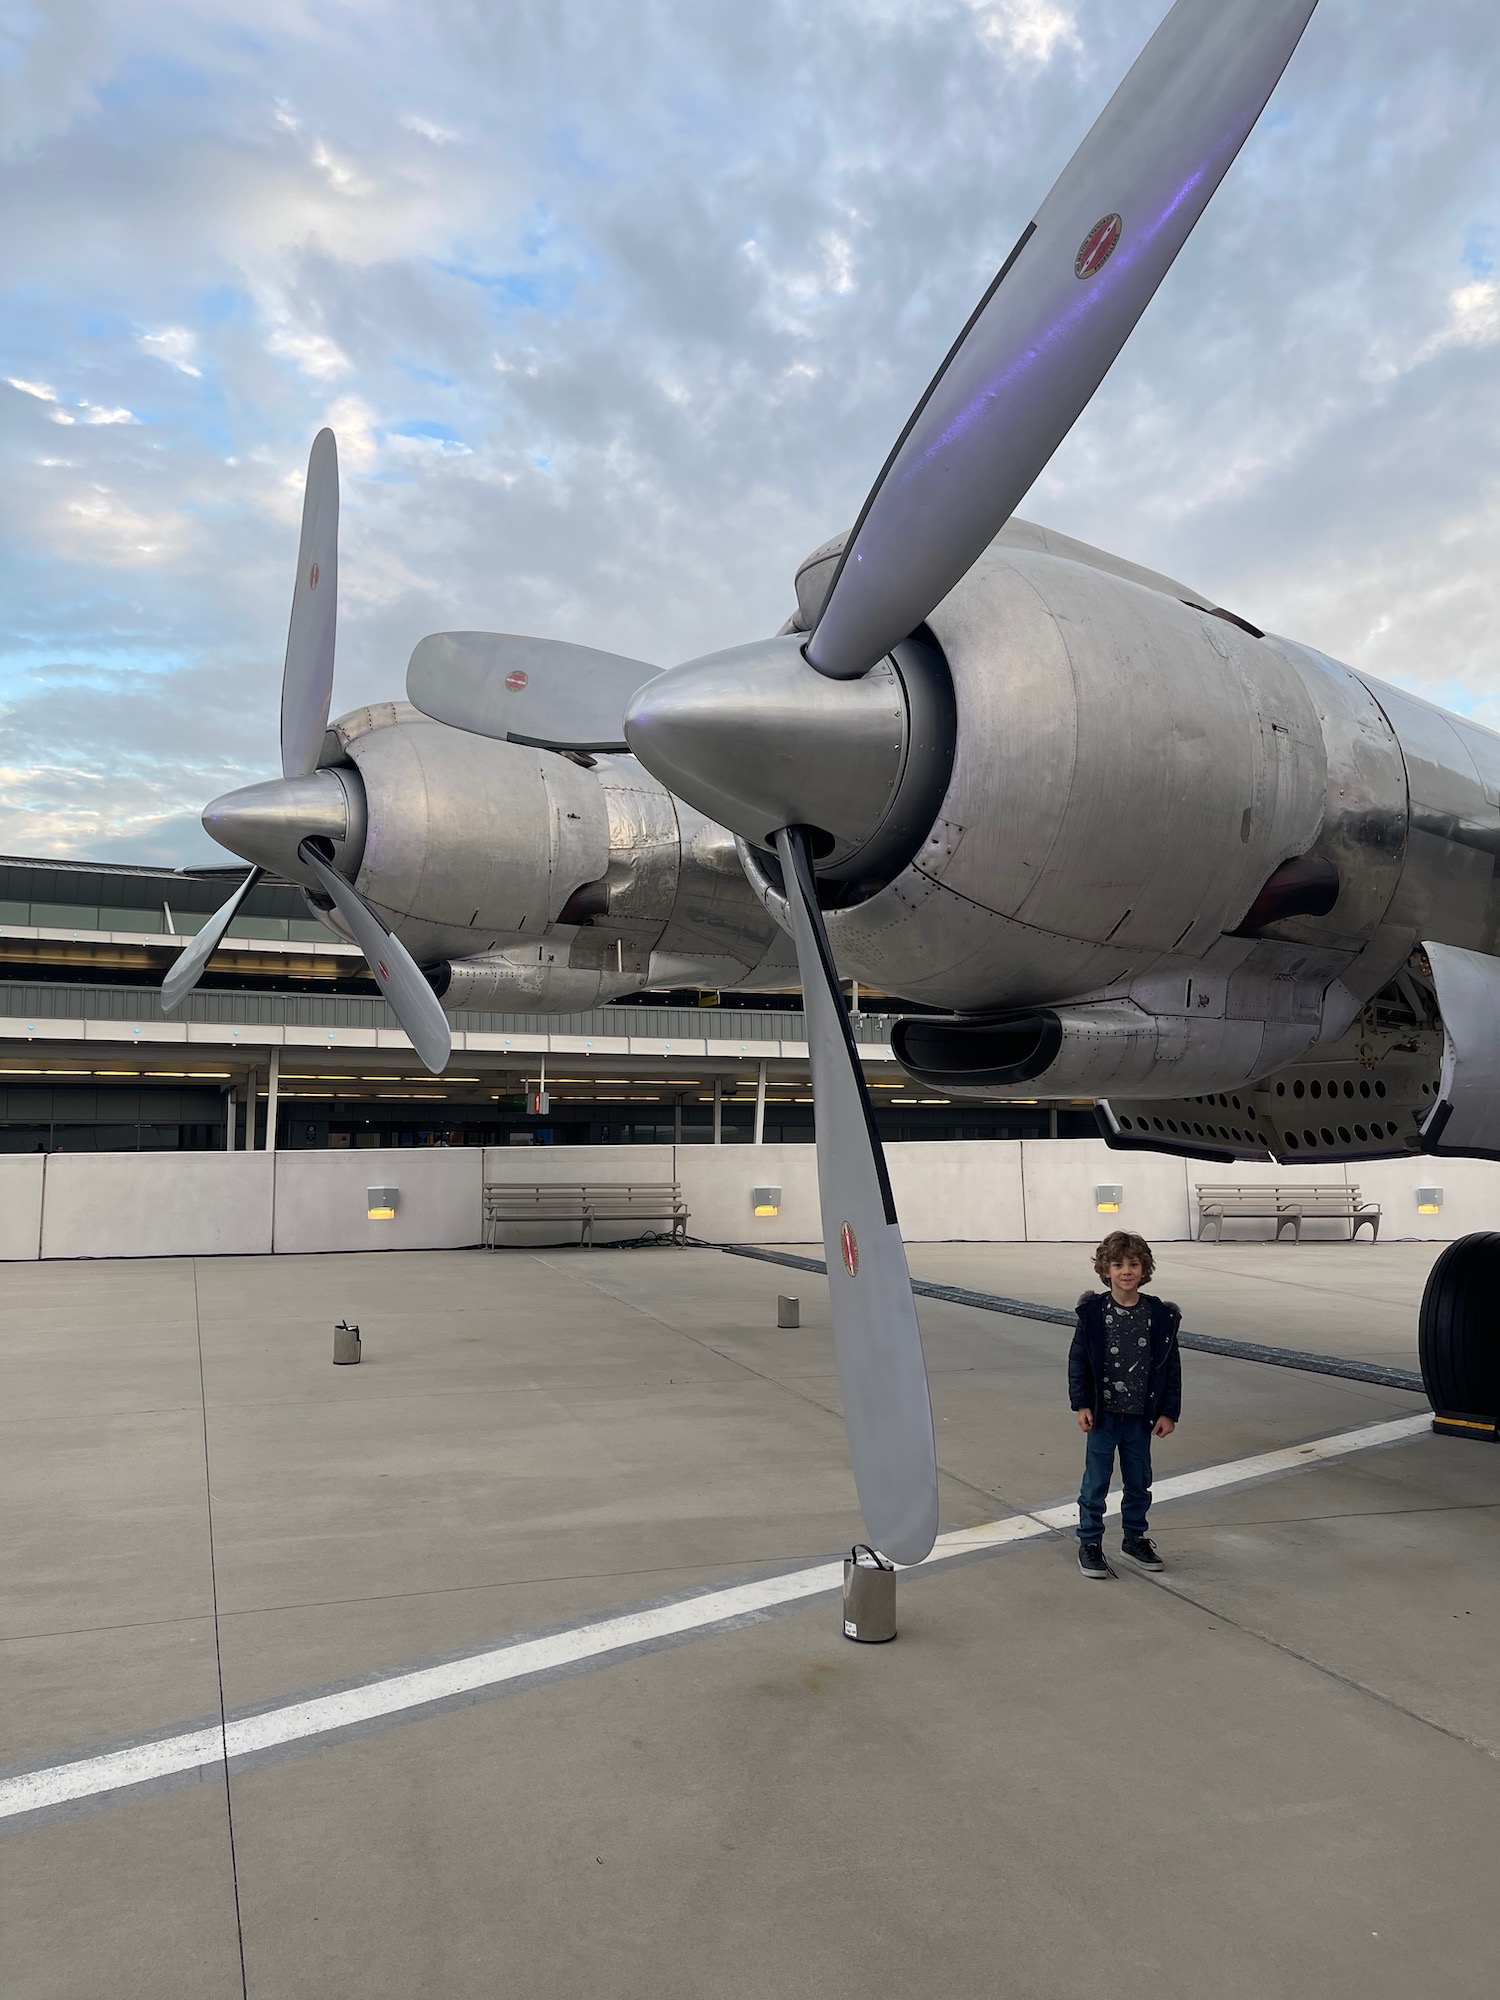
[483,1181,689,1248]
[1195,1182,1380,1243]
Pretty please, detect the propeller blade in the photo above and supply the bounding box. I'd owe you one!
[806,0,1318,679]
[406,631,657,752]
[161,867,263,1012]
[281,428,340,778]
[297,841,452,1075]
[774,824,938,1564]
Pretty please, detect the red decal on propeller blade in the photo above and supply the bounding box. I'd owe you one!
[309,562,320,590]
[377,960,389,980]
[504,669,528,693]
[1074,213,1122,280]
[840,1221,859,1277]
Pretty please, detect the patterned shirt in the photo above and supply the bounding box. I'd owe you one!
[1100,1296,1152,1415]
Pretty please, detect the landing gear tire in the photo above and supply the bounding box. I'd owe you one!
[1418,1232,1500,1440]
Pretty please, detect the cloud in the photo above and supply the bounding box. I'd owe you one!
[139,325,202,375]
[965,1,1079,63]
[0,0,1496,870]
[267,326,351,379]
[1417,279,1500,359]
[400,112,459,145]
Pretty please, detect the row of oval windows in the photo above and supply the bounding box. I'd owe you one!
[1116,1113,1405,1149]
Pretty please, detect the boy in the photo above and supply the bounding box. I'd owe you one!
[1068,1230,1182,1580]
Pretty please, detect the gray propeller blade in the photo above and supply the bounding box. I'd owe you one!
[806,0,1319,679]
[280,428,340,778]
[406,631,657,752]
[774,825,938,1565]
[161,866,264,1013]
[297,841,452,1075]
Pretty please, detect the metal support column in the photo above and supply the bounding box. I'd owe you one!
[712,1075,722,1146]
[265,1049,280,1152]
[753,1061,767,1146]
[225,1081,237,1152]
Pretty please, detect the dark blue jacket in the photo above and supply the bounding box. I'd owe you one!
[1068,1290,1182,1424]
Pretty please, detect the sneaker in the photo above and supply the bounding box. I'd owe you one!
[1077,1542,1114,1580]
[1121,1535,1164,1571]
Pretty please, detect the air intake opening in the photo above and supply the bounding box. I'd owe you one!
[892,1011,1063,1089]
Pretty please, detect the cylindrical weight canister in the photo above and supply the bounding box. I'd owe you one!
[777,1295,800,1328]
[842,1544,896,1642]
[333,1320,362,1365]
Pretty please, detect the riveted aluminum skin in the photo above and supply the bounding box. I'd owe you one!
[656,804,787,975]
[435,947,644,1014]
[808,545,1326,1011]
[1355,676,1500,955]
[339,709,609,967]
[895,1003,1320,1104]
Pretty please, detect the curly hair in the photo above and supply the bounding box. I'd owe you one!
[1093,1230,1155,1284]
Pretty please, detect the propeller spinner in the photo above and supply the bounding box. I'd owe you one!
[164,430,452,1074]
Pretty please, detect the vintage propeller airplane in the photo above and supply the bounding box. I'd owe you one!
[173,0,1500,1559]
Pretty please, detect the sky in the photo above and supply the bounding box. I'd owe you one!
[1,0,1496,867]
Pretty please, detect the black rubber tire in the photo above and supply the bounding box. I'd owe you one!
[1418,1232,1500,1418]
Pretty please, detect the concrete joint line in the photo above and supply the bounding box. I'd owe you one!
[0,1413,1429,1831]
[722,1245,1428,1393]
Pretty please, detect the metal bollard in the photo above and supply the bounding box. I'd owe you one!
[842,1544,896,1643]
[777,1295,800,1328]
[333,1320,362,1366]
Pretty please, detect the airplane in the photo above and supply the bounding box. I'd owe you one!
[161,427,800,1066]
[171,0,1500,1564]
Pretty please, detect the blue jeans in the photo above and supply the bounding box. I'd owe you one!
[1077,1412,1153,1543]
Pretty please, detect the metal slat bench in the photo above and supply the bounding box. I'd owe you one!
[483,1181,688,1248]
[1195,1182,1380,1243]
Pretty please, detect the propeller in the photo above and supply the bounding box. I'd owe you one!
[805,0,1319,680]
[406,632,656,753]
[297,841,451,1075]
[290,0,1317,1557]
[161,865,264,1013]
[775,826,938,1562]
[163,430,451,1074]
[624,0,1317,1562]
[280,427,340,777]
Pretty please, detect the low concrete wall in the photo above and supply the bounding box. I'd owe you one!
[1020,1138,1192,1243]
[9,1138,1498,1258]
[676,1144,823,1245]
[272,1148,483,1254]
[39,1153,274,1260]
[0,1156,45,1259]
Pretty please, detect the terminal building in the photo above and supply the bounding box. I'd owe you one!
[0,853,1102,1155]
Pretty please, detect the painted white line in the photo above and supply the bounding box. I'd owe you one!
[0,1412,1431,1824]
[1030,1413,1431,1531]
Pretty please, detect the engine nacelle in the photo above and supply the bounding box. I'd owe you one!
[892,1002,1317,1103]
[430,946,643,1013]
[331,703,608,965]
[801,540,1331,1012]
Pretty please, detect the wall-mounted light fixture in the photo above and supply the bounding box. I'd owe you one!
[753,1185,781,1218]
[1095,1184,1122,1214]
[367,1186,398,1221]
[1416,1186,1443,1215]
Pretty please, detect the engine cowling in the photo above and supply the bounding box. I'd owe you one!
[332,704,608,965]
